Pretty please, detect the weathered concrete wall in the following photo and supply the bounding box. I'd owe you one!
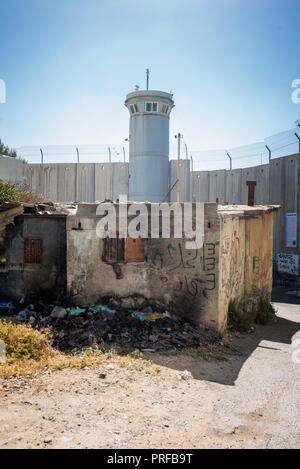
[245,212,274,295]
[0,155,24,182]
[218,213,246,332]
[66,203,220,330]
[0,215,66,301]
[66,203,276,334]
[217,207,275,333]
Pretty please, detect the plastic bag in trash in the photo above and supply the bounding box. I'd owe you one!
[16,310,36,320]
[132,311,145,322]
[70,307,86,316]
[132,311,162,322]
[90,305,116,315]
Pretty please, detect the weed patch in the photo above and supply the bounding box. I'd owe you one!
[228,293,276,332]
[0,320,159,378]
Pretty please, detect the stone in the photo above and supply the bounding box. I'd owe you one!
[120,297,135,309]
[50,306,68,320]
[179,370,193,380]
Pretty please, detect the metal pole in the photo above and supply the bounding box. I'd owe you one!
[190,155,193,172]
[294,133,300,153]
[184,142,188,159]
[226,152,232,170]
[146,69,149,90]
[265,145,271,163]
[123,146,126,162]
[162,179,179,203]
[176,133,182,202]
[108,146,111,163]
[76,147,79,163]
[40,148,44,165]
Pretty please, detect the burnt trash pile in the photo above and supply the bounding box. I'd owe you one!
[0,300,220,353]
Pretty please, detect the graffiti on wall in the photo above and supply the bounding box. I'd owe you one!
[252,253,272,288]
[277,253,299,275]
[149,241,218,299]
[221,232,242,298]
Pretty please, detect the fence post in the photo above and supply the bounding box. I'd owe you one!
[265,145,271,163]
[226,152,232,170]
[294,133,300,154]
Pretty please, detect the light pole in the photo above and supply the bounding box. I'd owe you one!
[175,133,183,202]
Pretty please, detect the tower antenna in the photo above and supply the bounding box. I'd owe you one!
[146,69,149,90]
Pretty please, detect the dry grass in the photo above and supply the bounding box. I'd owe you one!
[0,320,160,379]
[158,344,232,361]
[185,345,229,361]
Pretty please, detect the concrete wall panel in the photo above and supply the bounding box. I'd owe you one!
[225,169,242,204]
[191,171,209,202]
[57,164,76,203]
[169,160,190,202]
[209,170,226,203]
[0,155,24,182]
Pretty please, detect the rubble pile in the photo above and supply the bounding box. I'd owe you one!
[0,299,220,353]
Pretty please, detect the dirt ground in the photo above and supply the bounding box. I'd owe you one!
[0,295,299,449]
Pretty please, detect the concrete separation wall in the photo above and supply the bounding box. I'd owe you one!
[0,155,24,182]
[191,153,300,263]
[24,162,129,203]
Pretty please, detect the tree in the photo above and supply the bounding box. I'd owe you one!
[0,139,17,157]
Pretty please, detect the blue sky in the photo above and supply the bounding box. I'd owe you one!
[0,0,299,165]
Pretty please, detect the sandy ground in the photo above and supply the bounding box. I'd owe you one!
[0,296,299,449]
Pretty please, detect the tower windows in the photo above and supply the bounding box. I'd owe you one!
[130,103,139,114]
[161,104,169,114]
[145,102,158,112]
[129,101,171,115]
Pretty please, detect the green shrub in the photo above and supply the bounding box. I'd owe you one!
[255,295,276,325]
[0,179,46,205]
[228,294,276,332]
[0,179,22,205]
[228,299,254,332]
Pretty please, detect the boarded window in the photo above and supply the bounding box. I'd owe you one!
[24,238,42,264]
[125,237,145,263]
[102,238,125,263]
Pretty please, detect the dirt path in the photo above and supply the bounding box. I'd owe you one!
[0,299,299,449]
